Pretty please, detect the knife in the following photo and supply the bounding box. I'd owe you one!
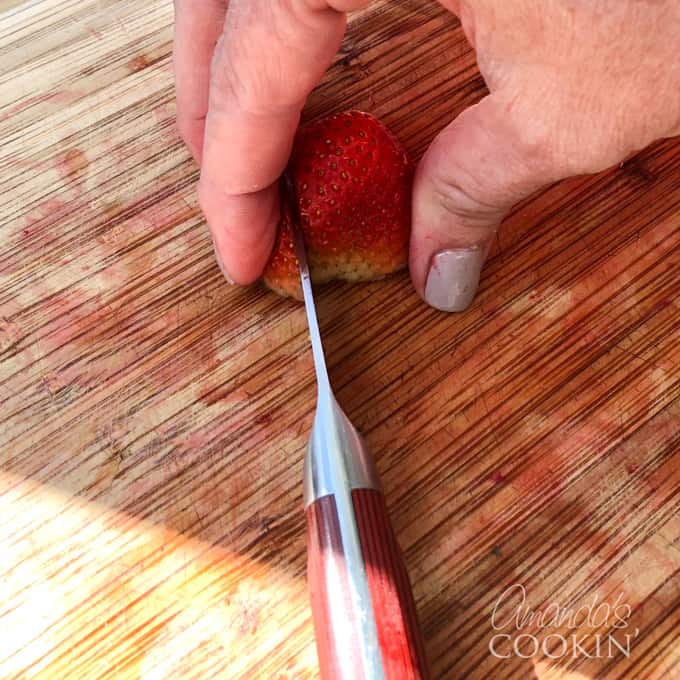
[282,174,431,680]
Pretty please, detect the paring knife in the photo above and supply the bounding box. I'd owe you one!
[282,174,431,680]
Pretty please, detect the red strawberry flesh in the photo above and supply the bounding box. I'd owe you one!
[263,111,412,299]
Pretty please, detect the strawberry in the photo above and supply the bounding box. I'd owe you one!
[263,111,412,299]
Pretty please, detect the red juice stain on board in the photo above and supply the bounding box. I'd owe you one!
[488,470,507,485]
[0,91,80,122]
[127,54,149,72]
[24,198,67,225]
[253,413,273,428]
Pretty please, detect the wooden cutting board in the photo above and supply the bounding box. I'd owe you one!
[1,1,678,678]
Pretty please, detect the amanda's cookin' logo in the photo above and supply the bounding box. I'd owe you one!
[489,584,639,660]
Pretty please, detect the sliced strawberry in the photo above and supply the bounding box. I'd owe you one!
[263,111,412,299]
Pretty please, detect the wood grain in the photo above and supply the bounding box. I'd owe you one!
[306,490,430,679]
[351,488,430,679]
[306,495,362,679]
[1,1,679,679]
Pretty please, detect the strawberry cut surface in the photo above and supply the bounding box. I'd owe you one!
[263,111,412,299]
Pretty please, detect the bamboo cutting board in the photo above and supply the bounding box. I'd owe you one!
[1,1,679,678]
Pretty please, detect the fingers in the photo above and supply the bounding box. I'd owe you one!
[410,94,559,312]
[200,0,370,284]
[173,0,228,162]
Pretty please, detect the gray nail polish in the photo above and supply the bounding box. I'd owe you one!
[210,233,234,284]
[424,247,486,312]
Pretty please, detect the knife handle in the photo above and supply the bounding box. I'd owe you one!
[306,488,430,680]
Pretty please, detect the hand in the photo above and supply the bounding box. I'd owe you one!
[413,0,680,311]
[173,0,370,285]
[173,0,680,309]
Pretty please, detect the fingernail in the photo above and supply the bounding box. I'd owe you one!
[424,247,486,312]
[210,233,234,284]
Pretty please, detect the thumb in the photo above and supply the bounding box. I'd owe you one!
[410,94,556,312]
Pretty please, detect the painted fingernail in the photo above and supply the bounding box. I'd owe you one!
[210,233,234,284]
[424,247,486,312]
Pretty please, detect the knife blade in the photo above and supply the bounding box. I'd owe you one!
[282,173,431,680]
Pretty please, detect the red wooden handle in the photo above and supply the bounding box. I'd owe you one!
[306,489,430,679]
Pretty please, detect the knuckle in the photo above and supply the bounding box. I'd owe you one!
[209,36,305,116]
[209,39,270,115]
[429,166,506,228]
